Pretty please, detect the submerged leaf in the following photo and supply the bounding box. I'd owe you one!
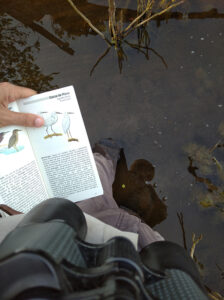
[200,194,214,208]
[184,143,213,175]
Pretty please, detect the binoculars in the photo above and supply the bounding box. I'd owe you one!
[0,198,209,300]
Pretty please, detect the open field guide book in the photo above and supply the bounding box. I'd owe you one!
[0,86,103,213]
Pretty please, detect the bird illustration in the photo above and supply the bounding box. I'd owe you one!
[8,129,22,152]
[0,131,9,144]
[62,112,78,142]
[40,112,62,139]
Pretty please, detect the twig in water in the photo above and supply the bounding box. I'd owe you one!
[90,47,111,76]
[148,46,168,68]
[108,0,117,46]
[190,233,203,259]
[177,212,187,250]
[66,0,112,46]
[209,139,222,153]
[124,40,168,68]
[124,39,149,58]
[117,46,128,73]
[208,290,224,300]
[123,1,154,35]
[136,0,185,28]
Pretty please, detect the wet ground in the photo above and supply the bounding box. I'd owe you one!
[0,0,224,294]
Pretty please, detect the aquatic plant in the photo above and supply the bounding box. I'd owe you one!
[184,122,224,213]
[183,124,224,298]
[177,212,224,300]
[66,0,184,46]
[66,0,184,73]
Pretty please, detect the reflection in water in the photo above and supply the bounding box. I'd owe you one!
[71,5,224,74]
[66,2,224,74]
[156,8,224,23]
[90,27,168,75]
[1,1,223,75]
[124,37,168,66]
[90,6,224,73]
[113,149,167,227]
[0,14,58,92]
[1,0,223,37]
[67,0,176,74]
[1,0,223,44]
[28,21,74,55]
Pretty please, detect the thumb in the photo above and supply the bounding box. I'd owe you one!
[2,110,44,128]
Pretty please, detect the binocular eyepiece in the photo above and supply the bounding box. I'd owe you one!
[0,198,209,300]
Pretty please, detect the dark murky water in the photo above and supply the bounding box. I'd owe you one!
[0,0,224,293]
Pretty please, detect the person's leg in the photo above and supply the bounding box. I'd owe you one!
[138,221,164,250]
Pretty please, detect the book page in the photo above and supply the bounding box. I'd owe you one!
[17,86,103,202]
[0,102,48,213]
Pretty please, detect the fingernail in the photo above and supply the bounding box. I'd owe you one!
[34,117,44,127]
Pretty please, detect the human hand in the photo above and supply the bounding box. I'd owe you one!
[0,82,44,128]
